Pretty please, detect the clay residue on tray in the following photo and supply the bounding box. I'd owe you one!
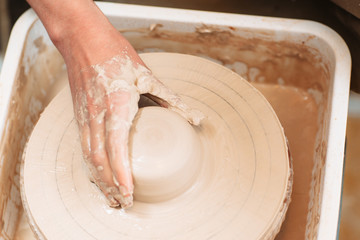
[121,24,330,94]
[33,36,47,54]
[0,33,66,239]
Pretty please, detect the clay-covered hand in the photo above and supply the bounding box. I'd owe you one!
[69,47,203,208]
[26,0,203,208]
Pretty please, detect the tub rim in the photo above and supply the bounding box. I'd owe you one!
[0,3,351,239]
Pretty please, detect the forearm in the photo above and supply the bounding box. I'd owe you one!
[26,0,128,66]
[27,0,99,42]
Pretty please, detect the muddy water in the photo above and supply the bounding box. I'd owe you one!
[339,116,360,239]
[253,83,319,239]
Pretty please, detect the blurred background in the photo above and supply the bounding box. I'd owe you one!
[1,0,360,239]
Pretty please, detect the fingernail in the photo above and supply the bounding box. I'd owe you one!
[121,195,133,209]
[117,185,134,209]
[114,192,133,209]
[107,195,120,208]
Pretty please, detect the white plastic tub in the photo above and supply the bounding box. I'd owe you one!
[0,2,351,239]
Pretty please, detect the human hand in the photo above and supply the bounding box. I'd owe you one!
[27,0,203,208]
[68,44,203,209]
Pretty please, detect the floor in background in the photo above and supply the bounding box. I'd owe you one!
[339,92,360,240]
[0,55,3,73]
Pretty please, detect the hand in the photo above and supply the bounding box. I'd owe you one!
[26,0,203,208]
[70,47,203,208]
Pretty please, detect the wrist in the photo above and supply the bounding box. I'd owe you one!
[49,2,110,49]
[49,3,125,67]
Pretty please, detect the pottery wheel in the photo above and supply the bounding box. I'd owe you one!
[21,53,292,240]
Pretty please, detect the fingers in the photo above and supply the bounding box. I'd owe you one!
[72,55,203,209]
[73,63,138,208]
[77,90,122,207]
[105,90,138,209]
[137,73,204,125]
[79,122,121,207]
